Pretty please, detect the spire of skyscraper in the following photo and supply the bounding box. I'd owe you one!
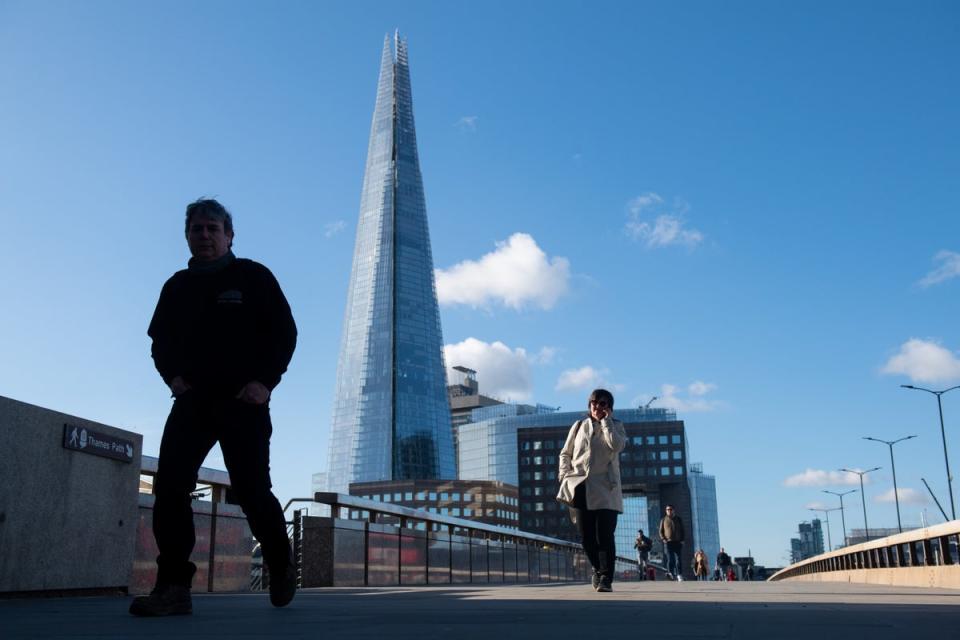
[325,34,455,493]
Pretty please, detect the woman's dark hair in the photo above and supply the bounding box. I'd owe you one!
[184,198,233,236]
[587,388,614,410]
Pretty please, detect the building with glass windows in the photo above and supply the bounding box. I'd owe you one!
[791,519,824,561]
[688,462,720,570]
[325,34,455,493]
[348,479,518,529]
[457,402,558,485]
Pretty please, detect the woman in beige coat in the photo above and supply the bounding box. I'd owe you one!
[557,388,626,592]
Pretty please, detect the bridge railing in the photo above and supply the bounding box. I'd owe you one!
[285,492,636,587]
[770,520,960,587]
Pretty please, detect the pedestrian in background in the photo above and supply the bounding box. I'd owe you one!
[693,549,709,581]
[634,528,652,580]
[658,504,685,581]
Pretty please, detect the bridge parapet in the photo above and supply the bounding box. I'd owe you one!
[770,520,960,588]
[292,492,636,587]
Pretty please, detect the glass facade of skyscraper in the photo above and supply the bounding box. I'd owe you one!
[688,463,721,569]
[326,34,454,492]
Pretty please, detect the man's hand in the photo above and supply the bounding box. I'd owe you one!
[236,381,271,405]
[169,376,191,397]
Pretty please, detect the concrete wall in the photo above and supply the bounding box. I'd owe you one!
[0,396,142,593]
[781,565,960,589]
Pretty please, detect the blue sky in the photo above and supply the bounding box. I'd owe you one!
[2,1,958,567]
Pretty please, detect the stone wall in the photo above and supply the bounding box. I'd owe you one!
[0,396,142,593]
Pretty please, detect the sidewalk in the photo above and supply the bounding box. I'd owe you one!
[4,581,959,640]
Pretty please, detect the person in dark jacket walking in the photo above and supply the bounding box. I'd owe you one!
[658,504,685,581]
[130,198,298,617]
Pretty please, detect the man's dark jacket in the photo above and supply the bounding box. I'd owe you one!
[148,253,297,395]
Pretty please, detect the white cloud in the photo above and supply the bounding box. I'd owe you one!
[531,346,557,365]
[555,366,607,392]
[804,501,830,511]
[875,488,929,505]
[444,337,532,401]
[436,233,571,310]
[324,220,346,238]
[456,115,478,131]
[881,338,960,383]
[625,192,703,249]
[783,469,864,488]
[688,381,716,396]
[656,382,720,412]
[918,250,960,288]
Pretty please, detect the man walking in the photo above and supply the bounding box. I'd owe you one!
[130,198,298,616]
[716,547,732,581]
[658,504,685,581]
[634,528,652,580]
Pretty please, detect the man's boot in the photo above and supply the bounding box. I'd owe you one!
[129,584,192,617]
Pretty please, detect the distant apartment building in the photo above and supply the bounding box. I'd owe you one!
[791,519,824,561]
[348,479,518,529]
[688,462,721,567]
[447,366,502,471]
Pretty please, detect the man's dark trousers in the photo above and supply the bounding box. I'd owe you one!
[153,391,291,586]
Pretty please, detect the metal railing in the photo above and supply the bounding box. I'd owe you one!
[293,492,638,587]
[770,520,960,582]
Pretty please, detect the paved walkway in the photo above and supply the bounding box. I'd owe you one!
[4,581,959,639]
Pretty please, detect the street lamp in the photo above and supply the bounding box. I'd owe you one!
[863,435,917,533]
[839,467,881,540]
[823,489,857,547]
[900,384,960,520]
[808,507,841,551]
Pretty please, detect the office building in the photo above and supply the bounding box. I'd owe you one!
[325,34,454,492]
[688,462,721,568]
[348,479,518,529]
[791,519,824,561]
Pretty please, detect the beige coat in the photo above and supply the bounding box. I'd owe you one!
[556,416,626,512]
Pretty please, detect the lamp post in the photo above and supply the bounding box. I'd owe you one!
[862,435,917,533]
[840,467,881,540]
[823,489,857,547]
[900,384,960,520]
[808,507,841,552]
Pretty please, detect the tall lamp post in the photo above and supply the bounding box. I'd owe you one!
[808,507,841,552]
[823,489,857,547]
[840,467,881,540]
[900,384,960,520]
[863,435,916,533]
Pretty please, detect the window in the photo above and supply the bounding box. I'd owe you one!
[452,508,460,516]
[658,435,668,444]
[452,492,461,501]
[533,456,543,465]
[646,436,656,445]
[547,471,556,480]
[463,493,472,501]
[405,492,413,501]
[533,441,543,450]
[661,466,670,476]
[649,467,657,476]
[647,451,657,461]
[520,457,531,466]
[534,487,543,496]
[632,436,643,446]
[440,492,449,501]
[546,455,556,465]
[464,508,472,516]
[672,435,681,444]
[659,451,669,460]
[429,492,437,501]
[535,502,544,512]
[383,494,391,502]
[522,503,532,512]
[416,491,426,500]
[373,495,381,501]
[545,440,555,450]
[522,441,531,450]
[674,466,683,476]
[521,487,531,496]
[534,471,543,480]
[672,450,682,460]
[394,493,401,502]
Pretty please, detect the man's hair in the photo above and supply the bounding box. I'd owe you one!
[665,504,674,510]
[587,388,614,410]
[185,198,234,236]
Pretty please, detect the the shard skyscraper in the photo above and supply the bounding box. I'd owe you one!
[325,34,455,493]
